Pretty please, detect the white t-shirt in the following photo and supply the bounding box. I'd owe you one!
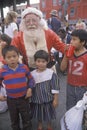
[0,86,8,113]
[4,22,18,38]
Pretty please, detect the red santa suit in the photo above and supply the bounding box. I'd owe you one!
[11,29,65,68]
[11,7,65,68]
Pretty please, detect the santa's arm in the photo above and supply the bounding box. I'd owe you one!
[11,31,22,49]
[45,29,66,54]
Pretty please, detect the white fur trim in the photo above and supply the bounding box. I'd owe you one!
[23,29,48,68]
[22,7,43,19]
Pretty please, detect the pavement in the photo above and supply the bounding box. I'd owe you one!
[0,64,67,130]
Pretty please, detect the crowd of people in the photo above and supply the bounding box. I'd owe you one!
[0,6,87,130]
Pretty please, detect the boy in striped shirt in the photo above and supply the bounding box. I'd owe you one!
[0,45,35,130]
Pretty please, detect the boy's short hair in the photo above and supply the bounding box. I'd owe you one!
[71,29,87,43]
[2,45,19,58]
[34,50,49,62]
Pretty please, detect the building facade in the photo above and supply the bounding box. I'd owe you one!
[67,0,87,24]
[40,0,87,24]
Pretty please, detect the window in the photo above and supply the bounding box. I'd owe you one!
[43,12,46,19]
[70,8,75,16]
[58,10,62,19]
[58,0,62,5]
[41,0,46,8]
[52,0,57,6]
[70,0,75,3]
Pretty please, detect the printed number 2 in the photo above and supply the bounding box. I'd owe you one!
[69,60,84,75]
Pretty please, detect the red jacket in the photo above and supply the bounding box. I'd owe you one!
[11,29,65,66]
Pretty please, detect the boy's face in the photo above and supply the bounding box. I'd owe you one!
[35,58,48,71]
[70,36,83,50]
[4,50,19,69]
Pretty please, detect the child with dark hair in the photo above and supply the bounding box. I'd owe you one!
[0,45,35,130]
[0,34,12,113]
[0,33,12,65]
[0,33,12,46]
[31,50,59,130]
[60,29,87,110]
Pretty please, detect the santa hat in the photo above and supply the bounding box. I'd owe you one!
[21,7,43,19]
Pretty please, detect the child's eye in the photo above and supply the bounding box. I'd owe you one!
[7,56,11,59]
[13,55,16,58]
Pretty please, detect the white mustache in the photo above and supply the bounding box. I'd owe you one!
[27,25,36,29]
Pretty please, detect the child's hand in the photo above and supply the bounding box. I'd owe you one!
[0,95,7,101]
[25,88,32,99]
[52,93,58,108]
[52,98,58,108]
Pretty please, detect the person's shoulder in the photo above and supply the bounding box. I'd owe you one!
[46,68,54,74]
[52,17,61,27]
[18,31,23,37]
[31,69,37,75]
[45,28,56,35]
[44,28,59,40]
[9,22,17,27]
[19,63,28,68]
[19,63,30,72]
[0,65,8,72]
[10,22,17,26]
[13,31,23,39]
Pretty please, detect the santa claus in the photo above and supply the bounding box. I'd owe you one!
[11,7,65,70]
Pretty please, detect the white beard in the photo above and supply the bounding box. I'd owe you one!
[24,28,42,43]
[23,28,48,68]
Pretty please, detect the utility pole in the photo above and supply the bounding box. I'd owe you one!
[63,0,69,27]
[26,0,30,7]
[0,1,4,18]
[13,0,17,11]
[64,0,67,17]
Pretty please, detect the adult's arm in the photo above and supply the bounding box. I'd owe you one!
[11,31,22,48]
[60,54,68,72]
[45,29,66,53]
